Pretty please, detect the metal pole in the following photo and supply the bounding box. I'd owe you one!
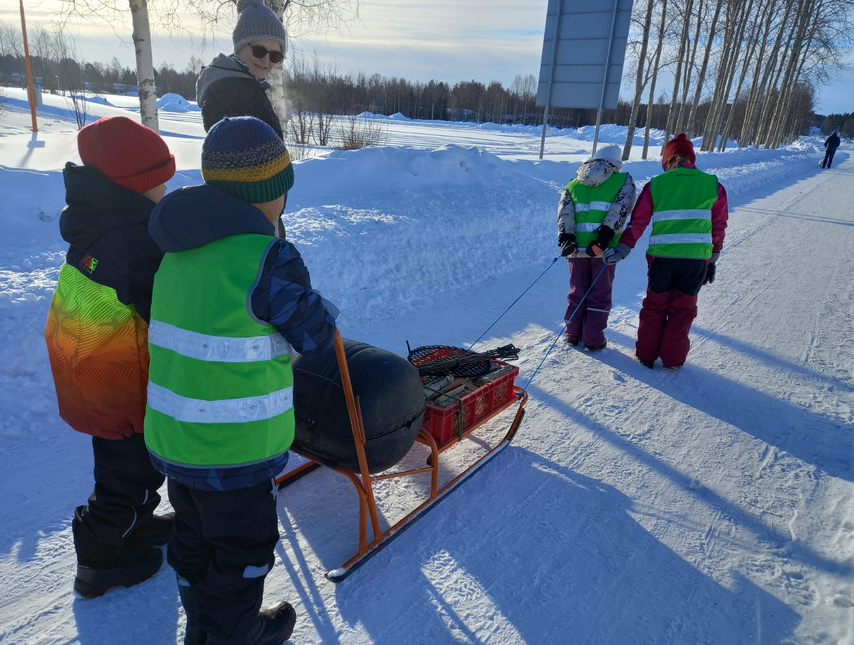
[592,0,620,156]
[19,0,38,133]
[539,0,564,160]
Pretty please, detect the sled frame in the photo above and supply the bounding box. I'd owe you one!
[275,332,527,582]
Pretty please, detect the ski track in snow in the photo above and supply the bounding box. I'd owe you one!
[0,90,853,644]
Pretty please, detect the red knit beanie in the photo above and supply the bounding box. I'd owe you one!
[661,133,696,169]
[77,116,176,194]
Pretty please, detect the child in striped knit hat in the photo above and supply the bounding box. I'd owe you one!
[145,116,336,644]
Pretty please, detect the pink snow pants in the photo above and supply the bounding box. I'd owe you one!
[564,258,616,347]
[635,256,709,367]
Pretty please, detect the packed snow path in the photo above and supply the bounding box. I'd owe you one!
[0,102,851,642]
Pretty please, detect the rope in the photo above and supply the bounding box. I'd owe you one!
[520,262,608,394]
[467,257,560,350]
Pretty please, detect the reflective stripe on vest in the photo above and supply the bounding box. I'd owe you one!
[648,168,718,259]
[144,234,294,469]
[147,382,293,424]
[149,320,292,363]
[567,172,627,249]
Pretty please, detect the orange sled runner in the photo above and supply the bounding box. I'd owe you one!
[275,332,527,582]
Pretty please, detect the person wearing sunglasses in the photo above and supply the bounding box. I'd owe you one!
[196,0,287,139]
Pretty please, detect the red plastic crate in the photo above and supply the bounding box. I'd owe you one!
[422,363,519,448]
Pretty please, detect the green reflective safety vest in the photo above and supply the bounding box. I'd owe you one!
[144,234,295,469]
[566,171,627,250]
[648,168,719,259]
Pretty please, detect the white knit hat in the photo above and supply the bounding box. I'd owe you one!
[586,144,623,170]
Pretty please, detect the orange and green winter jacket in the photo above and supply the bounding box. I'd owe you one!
[44,165,164,440]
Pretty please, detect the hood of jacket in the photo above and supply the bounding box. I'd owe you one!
[196,54,269,104]
[575,159,620,187]
[60,163,155,249]
[149,184,275,253]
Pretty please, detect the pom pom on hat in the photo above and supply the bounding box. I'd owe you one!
[77,116,175,194]
[202,116,294,204]
[233,0,287,55]
[586,144,623,170]
[661,133,696,168]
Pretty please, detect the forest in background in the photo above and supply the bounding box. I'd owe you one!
[1,0,853,156]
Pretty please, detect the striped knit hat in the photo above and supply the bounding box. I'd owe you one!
[201,116,294,204]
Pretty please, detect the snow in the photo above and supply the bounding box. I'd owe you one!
[156,93,200,113]
[1,88,853,644]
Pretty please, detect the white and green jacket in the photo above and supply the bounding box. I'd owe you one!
[557,160,636,258]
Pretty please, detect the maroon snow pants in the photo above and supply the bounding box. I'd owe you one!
[564,258,616,347]
[636,256,710,368]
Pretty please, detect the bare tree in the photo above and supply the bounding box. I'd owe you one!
[622,0,654,160]
[642,0,668,159]
[336,114,386,150]
[57,1,159,129]
[686,0,723,136]
[663,0,694,142]
[0,22,22,58]
[53,27,89,128]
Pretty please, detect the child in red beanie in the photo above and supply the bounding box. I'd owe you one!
[44,116,177,598]
[603,133,728,369]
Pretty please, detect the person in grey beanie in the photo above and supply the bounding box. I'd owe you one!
[196,0,287,138]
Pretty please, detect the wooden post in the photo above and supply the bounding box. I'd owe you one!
[19,0,38,133]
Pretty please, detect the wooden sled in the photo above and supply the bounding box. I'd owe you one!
[276,332,527,582]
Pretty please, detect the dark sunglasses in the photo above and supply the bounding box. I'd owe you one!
[250,44,284,64]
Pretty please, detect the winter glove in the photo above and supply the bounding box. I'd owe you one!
[585,225,616,257]
[558,232,577,258]
[703,253,719,285]
[602,243,631,265]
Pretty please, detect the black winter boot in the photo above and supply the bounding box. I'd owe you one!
[208,601,296,645]
[251,602,297,645]
[126,512,175,550]
[73,546,163,599]
[178,579,208,645]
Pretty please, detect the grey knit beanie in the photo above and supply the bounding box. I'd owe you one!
[233,0,287,55]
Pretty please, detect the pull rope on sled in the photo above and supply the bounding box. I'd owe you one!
[521,262,608,394]
[467,257,560,350]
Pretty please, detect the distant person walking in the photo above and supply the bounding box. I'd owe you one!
[603,134,728,369]
[556,144,636,350]
[195,0,287,138]
[820,131,841,169]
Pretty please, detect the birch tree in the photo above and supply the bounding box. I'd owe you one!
[130,0,158,130]
[642,0,668,159]
[622,0,655,160]
[663,0,693,142]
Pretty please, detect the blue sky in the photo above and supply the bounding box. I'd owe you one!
[1,0,852,113]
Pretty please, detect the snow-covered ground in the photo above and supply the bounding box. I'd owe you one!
[0,88,852,644]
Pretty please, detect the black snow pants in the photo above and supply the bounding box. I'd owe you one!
[821,148,837,168]
[167,478,280,643]
[72,433,165,563]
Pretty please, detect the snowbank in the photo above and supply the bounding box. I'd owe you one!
[157,93,199,113]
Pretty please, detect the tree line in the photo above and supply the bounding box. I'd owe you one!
[821,112,854,136]
[621,0,854,158]
[2,0,852,151]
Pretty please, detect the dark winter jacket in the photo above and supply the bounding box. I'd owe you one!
[145,185,337,490]
[45,164,163,440]
[825,133,841,152]
[60,164,165,322]
[196,54,283,138]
